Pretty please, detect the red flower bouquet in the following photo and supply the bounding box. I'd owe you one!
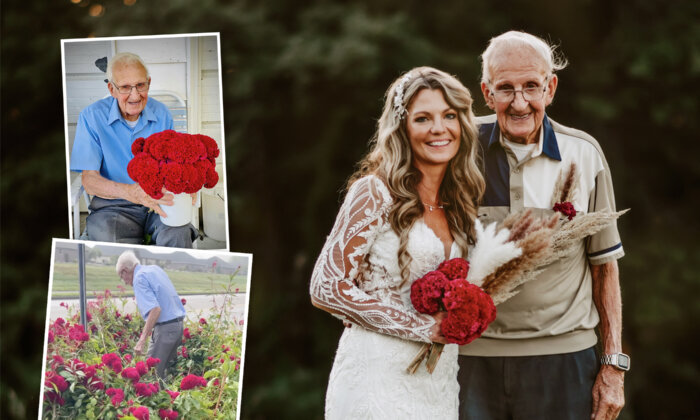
[407,258,497,373]
[127,130,220,200]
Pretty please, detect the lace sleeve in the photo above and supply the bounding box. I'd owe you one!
[309,175,436,343]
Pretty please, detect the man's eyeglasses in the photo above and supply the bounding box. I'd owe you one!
[111,80,150,94]
[490,78,548,103]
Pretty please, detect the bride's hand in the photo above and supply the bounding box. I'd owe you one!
[429,311,449,344]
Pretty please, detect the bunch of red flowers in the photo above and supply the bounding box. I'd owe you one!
[127,130,220,199]
[410,258,497,345]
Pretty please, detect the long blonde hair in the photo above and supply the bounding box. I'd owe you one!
[348,67,485,284]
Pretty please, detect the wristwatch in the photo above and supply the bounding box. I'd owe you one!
[600,353,630,371]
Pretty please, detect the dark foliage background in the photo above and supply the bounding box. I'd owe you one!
[2,0,698,419]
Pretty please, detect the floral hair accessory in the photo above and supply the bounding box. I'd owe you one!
[393,71,413,119]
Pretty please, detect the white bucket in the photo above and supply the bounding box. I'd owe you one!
[160,192,192,227]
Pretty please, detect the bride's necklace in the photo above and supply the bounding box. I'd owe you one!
[422,201,444,212]
[418,183,444,212]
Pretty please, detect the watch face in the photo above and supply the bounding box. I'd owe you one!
[618,354,630,369]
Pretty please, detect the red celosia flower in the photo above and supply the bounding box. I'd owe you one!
[48,330,54,343]
[68,324,89,342]
[181,298,187,305]
[121,367,141,382]
[135,361,148,376]
[553,201,577,221]
[440,282,496,345]
[183,328,191,339]
[410,271,449,314]
[129,406,150,420]
[87,376,104,390]
[44,391,64,406]
[45,371,69,392]
[180,374,207,390]
[106,387,125,406]
[131,137,146,155]
[437,258,470,280]
[101,351,121,366]
[207,356,214,361]
[179,346,188,358]
[134,382,159,397]
[199,318,207,325]
[124,354,133,363]
[125,314,133,322]
[159,408,179,419]
[166,390,180,401]
[51,355,64,367]
[146,357,161,368]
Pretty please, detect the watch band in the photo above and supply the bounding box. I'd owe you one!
[600,353,630,371]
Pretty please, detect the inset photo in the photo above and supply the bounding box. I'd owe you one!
[62,33,228,250]
[40,239,251,419]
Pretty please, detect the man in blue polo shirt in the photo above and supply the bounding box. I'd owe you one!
[458,31,627,420]
[117,250,186,380]
[70,52,196,247]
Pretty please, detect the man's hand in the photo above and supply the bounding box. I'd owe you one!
[125,184,174,217]
[134,337,147,355]
[591,365,624,419]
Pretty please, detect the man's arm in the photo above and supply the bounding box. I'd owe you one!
[134,306,161,355]
[82,170,173,217]
[590,260,625,420]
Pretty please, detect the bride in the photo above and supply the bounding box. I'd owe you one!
[310,67,485,419]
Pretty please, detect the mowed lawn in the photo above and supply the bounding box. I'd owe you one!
[51,263,247,298]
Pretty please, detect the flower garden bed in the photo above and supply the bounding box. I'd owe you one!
[43,286,244,419]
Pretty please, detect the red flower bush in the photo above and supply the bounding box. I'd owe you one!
[553,201,577,221]
[180,374,207,390]
[127,130,220,199]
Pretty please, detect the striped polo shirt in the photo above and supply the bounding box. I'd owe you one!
[459,114,624,357]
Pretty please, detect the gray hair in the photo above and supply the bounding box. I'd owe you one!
[480,31,568,84]
[106,52,150,81]
[116,250,140,275]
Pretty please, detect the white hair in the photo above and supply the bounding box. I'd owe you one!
[106,52,149,81]
[481,30,568,84]
[116,250,140,275]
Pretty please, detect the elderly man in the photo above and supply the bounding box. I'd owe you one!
[458,31,627,420]
[116,250,186,380]
[70,52,196,247]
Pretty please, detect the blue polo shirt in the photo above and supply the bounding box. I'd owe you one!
[132,264,186,323]
[70,96,173,184]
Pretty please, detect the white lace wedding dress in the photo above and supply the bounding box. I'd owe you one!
[310,175,460,419]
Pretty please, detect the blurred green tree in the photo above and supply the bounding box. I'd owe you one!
[1,0,698,419]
